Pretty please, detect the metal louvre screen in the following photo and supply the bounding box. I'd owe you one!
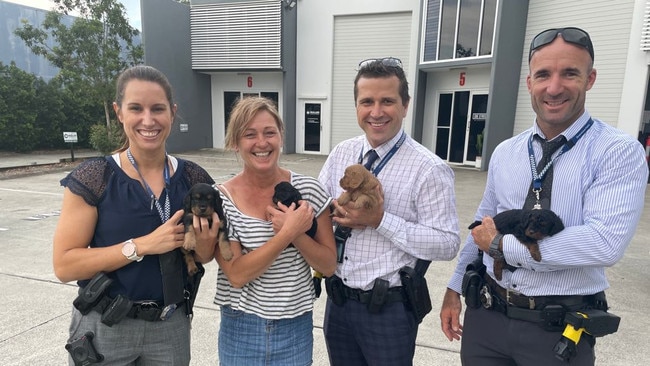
[191,0,281,69]
[642,0,650,51]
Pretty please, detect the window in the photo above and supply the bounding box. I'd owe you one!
[424,0,497,61]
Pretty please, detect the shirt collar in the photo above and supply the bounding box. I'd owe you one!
[362,130,405,159]
[532,110,591,142]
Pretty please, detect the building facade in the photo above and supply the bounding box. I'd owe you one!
[141,0,650,163]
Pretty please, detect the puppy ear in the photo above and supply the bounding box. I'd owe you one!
[183,189,192,211]
[211,189,219,212]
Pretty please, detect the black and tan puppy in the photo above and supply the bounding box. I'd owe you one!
[273,182,322,297]
[272,181,317,238]
[183,183,231,276]
[469,208,564,280]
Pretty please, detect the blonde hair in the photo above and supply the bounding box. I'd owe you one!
[224,97,284,150]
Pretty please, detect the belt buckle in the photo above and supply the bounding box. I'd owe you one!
[138,301,158,310]
[506,288,536,309]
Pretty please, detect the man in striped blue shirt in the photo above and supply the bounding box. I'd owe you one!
[440,27,648,366]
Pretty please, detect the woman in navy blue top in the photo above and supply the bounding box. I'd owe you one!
[53,65,217,365]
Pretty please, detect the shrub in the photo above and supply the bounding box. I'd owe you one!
[89,122,123,155]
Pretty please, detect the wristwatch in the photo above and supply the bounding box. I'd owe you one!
[488,234,504,259]
[121,239,143,262]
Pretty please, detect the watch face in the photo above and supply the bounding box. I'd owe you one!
[122,241,136,257]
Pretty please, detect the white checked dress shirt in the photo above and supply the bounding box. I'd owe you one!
[319,131,460,290]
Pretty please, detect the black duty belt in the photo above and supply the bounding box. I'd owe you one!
[484,273,593,310]
[482,274,604,330]
[93,296,184,322]
[342,283,406,304]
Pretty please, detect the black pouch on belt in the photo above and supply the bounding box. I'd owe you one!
[325,276,347,306]
[73,272,113,315]
[462,252,486,309]
[367,278,389,314]
[100,294,133,327]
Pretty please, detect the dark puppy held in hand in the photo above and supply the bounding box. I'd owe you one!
[469,208,564,280]
[272,181,317,237]
[183,183,231,275]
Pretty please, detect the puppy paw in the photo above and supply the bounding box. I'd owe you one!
[219,241,233,261]
[493,259,505,281]
[529,245,542,262]
[183,230,197,251]
[181,248,199,276]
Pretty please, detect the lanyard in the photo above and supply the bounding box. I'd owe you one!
[528,118,593,191]
[357,131,406,176]
[126,148,171,223]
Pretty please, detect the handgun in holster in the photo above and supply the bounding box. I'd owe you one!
[399,260,433,323]
[73,272,113,315]
[324,276,347,306]
[553,309,621,362]
[461,251,486,309]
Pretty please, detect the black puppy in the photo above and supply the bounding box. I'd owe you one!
[272,181,317,237]
[182,183,230,276]
[272,182,322,297]
[469,209,564,280]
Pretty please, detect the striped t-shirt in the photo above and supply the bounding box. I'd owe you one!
[213,172,332,319]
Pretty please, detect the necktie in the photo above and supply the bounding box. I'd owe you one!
[363,150,379,171]
[523,135,567,210]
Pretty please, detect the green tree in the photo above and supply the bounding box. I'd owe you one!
[0,62,40,152]
[14,0,143,134]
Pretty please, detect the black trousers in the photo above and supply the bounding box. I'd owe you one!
[461,306,595,366]
[323,297,418,366]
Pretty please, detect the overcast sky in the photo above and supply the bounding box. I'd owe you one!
[5,0,142,30]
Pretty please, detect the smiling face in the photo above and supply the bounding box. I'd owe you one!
[355,75,409,148]
[527,36,596,139]
[113,79,176,154]
[237,110,283,171]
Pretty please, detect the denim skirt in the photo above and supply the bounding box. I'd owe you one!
[218,305,313,366]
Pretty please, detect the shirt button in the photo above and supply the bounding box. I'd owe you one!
[517,263,522,266]
[512,284,517,288]
[343,278,347,282]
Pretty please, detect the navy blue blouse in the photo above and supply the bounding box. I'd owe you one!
[60,156,214,302]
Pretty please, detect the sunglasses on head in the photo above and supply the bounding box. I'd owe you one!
[358,57,403,70]
[529,27,594,61]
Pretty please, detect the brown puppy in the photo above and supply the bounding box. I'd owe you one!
[338,164,380,210]
[182,183,231,276]
[469,208,564,280]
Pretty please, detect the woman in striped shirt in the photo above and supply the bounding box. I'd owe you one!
[208,97,336,365]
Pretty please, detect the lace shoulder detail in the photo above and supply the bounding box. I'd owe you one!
[181,159,215,186]
[60,158,113,207]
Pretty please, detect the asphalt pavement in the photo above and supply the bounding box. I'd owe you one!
[0,148,648,365]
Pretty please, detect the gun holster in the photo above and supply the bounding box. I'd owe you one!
[399,265,433,323]
[462,252,486,309]
[73,272,113,315]
[325,276,347,306]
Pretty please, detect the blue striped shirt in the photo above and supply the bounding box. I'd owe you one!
[448,111,648,296]
[320,131,460,290]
